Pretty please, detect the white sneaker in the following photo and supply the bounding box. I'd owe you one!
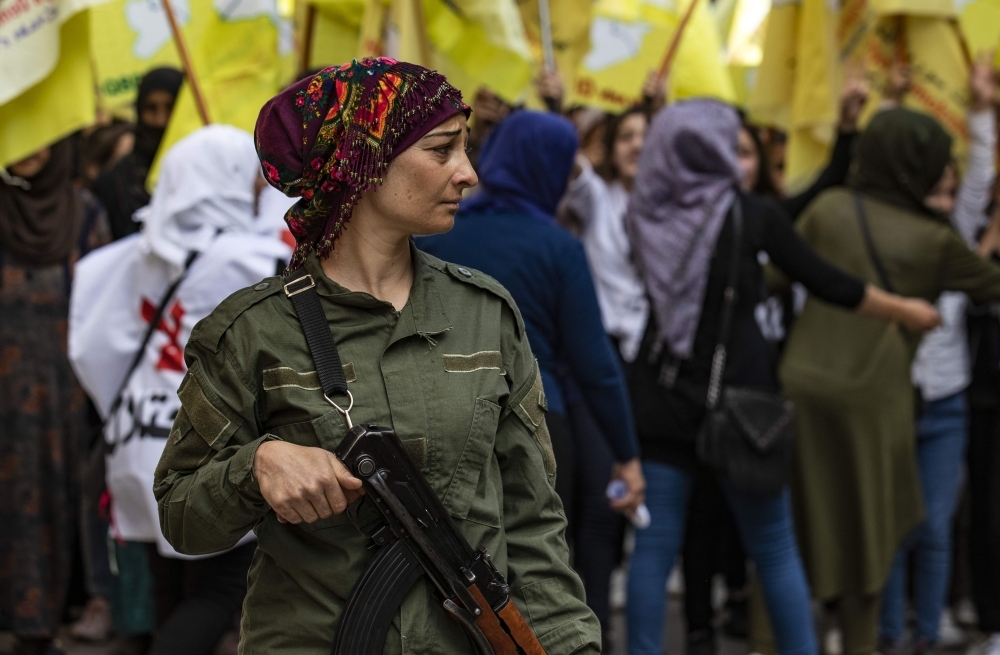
[824,628,843,655]
[955,598,979,627]
[967,633,1000,655]
[939,608,969,648]
[980,633,1000,655]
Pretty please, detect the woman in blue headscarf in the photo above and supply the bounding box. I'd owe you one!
[418,109,645,554]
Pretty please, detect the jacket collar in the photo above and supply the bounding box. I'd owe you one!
[301,242,452,341]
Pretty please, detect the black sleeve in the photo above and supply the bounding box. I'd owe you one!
[780,131,857,221]
[760,201,866,308]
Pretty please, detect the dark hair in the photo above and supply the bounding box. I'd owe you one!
[597,106,647,182]
[741,120,780,199]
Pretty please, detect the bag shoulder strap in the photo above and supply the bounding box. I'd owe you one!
[106,251,199,420]
[706,196,744,409]
[853,191,895,294]
[282,270,349,400]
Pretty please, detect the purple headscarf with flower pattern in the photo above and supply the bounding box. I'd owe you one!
[255,57,469,270]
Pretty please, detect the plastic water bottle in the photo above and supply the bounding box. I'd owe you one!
[606,480,651,530]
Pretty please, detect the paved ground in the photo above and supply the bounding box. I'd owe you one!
[0,597,741,655]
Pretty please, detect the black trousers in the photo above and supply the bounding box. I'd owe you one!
[565,397,627,632]
[968,407,1000,631]
[145,541,256,655]
[683,472,746,634]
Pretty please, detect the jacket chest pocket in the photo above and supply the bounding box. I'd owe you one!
[439,397,502,527]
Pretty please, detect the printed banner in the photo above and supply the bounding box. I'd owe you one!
[0,9,94,166]
[0,0,106,104]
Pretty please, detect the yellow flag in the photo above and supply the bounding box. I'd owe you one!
[308,0,367,68]
[959,0,1000,64]
[519,0,593,102]
[0,0,104,105]
[568,0,735,113]
[747,0,798,128]
[89,0,182,114]
[854,14,971,169]
[150,0,294,185]
[0,11,95,167]
[374,0,532,103]
[722,0,772,107]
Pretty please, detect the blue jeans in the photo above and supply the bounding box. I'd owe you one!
[879,392,968,642]
[627,461,817,655]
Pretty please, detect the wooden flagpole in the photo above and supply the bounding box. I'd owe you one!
[299,3,318,77]
[538,0,556,72]
[411,0,434,67]
[161,0,211,125]
[657,0,700,83]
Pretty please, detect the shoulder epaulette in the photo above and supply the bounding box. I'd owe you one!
[433,258,526,340]
[190,276,285,351]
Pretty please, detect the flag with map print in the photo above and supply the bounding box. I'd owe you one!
[568,0,735,113]
[90,0,294,115]
[147,0,295,186]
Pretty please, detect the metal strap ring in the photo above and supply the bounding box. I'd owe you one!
[324,390,354,428]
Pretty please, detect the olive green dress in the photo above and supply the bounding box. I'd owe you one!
[780,188,1000,600]
[153,246,600,655]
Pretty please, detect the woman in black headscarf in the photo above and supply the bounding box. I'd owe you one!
[0,139,111,655]
[776,108,1000,654]
[93,67,183,240]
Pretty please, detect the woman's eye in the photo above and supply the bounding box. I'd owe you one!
[434,145,451,155]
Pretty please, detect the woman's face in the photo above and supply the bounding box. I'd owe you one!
[611,113,647,184]
[358,114,478,237]
[737,127,760,192]
[924,164,957,215]
[140,89,176,129]
[9,147,52,179]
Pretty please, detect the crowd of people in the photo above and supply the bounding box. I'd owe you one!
[0,52,999,655]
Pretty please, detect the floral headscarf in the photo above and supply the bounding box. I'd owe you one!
[255,57,469,270]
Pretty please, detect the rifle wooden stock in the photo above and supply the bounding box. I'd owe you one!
[497,601,547,655]
[333,424,549,655]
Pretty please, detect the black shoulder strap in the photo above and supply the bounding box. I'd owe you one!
[706,195,744,409]
[107,251,199,420]
[282,270,349,399]
[853,192,895,294]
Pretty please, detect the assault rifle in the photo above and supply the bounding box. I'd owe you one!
[333,424,547,655]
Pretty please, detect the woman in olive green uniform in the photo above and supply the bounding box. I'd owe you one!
[777,108,1000,653]
[153,58,601,654]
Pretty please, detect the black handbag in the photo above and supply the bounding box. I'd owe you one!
[695,199,795,495]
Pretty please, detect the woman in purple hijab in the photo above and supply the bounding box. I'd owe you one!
[623,99,942,655]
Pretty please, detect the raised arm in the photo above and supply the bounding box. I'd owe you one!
[766,202,940,331]
[953,55,997,246]
[496,303,601,655]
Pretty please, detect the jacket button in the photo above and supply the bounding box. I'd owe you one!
[255,282,270,291]
[457,267,472,277]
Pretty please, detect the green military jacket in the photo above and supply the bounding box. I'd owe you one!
[153,246,600,655]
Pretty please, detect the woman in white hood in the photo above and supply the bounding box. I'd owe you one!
[70,125,292,655]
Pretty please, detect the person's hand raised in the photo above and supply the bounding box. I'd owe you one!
[253,440,364,524]
[839,63,870,132]
[971,50,997,112]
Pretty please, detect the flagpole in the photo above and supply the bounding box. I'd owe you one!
[300,3,318,76]
[161,0,211,125]
[538,0,556,71]
[894,15,908,65]
[656,0,700,83]
[411,0,433,66]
